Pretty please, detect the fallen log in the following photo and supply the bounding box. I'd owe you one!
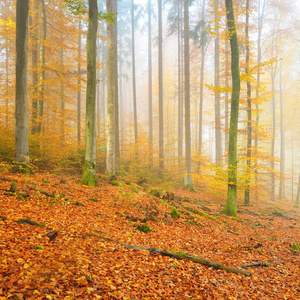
[86,233,252,277]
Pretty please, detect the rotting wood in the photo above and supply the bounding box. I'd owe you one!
[86,233,252,276]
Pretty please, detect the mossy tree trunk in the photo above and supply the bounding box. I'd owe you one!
[81,0,98,186]
[15,0,30,165]
[223,0,240,217]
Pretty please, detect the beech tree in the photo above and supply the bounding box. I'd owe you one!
[81,0,98,186]
[15,0,30,165]
[222,0,240,216]
[106,0,116,175]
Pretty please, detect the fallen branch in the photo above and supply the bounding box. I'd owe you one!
[0,177,14,181]
[86,233,252,277]
[29,187,55,198]
[15,219,46,227]
[241,261,269,268]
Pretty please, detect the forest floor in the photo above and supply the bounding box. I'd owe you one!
[0,173,299,300]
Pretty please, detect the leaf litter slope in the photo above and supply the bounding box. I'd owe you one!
[0,174,299,299]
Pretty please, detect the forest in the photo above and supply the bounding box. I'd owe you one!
[0,0,300,299]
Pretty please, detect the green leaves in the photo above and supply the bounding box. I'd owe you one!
[64,0,115,23]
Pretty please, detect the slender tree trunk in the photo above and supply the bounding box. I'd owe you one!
[106,0,116,175]
[5,27,9,127]
[279,64,285,199]
[78,19,82,145]
[244,0,251,206]
[270,71,276,201]
[178,0,183,166]
[114,0,120,170]
[81,0,98,186]
[184,0,192,189]
[30,2,39,135]
[148,0,153,168]
[223,0,240,217]
[60,37,65,141]
[197,0,205,173]
[158,0,164,174]
[254,0,265,200]
[15,0,30,164]
[131,0,138,157]
[225,39,229,156]
[37,0,46,134]
[214,0,222,167]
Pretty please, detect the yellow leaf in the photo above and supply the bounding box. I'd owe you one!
[23,263,29,269]
[17,258,24,264]
[110,285,116,290]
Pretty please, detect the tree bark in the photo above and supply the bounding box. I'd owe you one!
[214,0,222,168]
[158,0,164,174]
[15,0,30,164]
[197,0,206,173]
[106,0,116,176]
[178,0,183,167]
[279,64,285,199]
[78,18,82,145]
[81,0,98,186]
[244,0,251,206]
[184,0,192,189]
[223,0,240,217]
[37,0,46,134]
[114,0,120,170]
[148,0,153,168]
[131,0,138,158]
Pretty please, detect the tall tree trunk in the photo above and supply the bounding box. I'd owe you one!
[223,0,240,217]
[5,29,9,126]
[158,0,164,174]
[244,0,251,205]
[81,0,98,186]
[225,39,229,156]
[178,0,183,167]
[184,0,192,189]
[78,19,82,145]
[114,0,120,170]
[214,0,222,167]
[254,0,265,200]
[30,2,39,135]
[15,0,30,164]
[270,71,276,201]
[197,0,205,173]
[60,36,65,141]
[37,0,46,134]
[148,0,153,168]
[279,63,285,199]
[106,0,116,175]
[131,0,138,157]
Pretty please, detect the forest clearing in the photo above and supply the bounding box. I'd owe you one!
[0,173,300,299]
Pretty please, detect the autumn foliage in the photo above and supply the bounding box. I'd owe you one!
[1,173,300,299]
